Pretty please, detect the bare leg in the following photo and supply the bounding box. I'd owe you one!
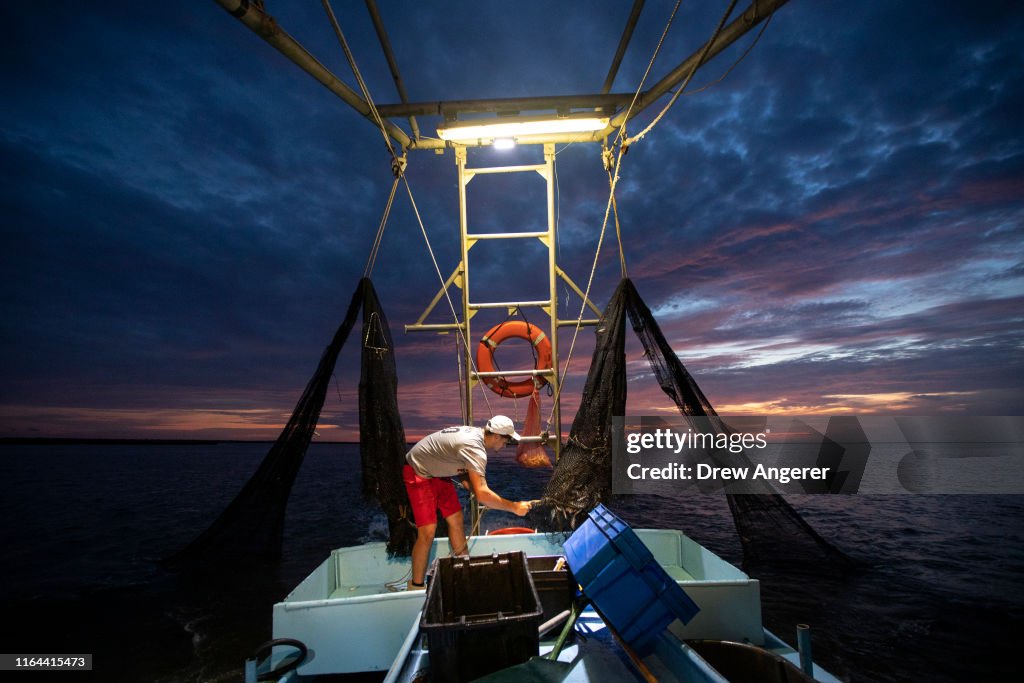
[445,508,468,557]
[411,523,436,585]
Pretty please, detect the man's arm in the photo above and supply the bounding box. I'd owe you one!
[466,470,531,516]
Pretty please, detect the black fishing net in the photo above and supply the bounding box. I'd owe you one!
[167,278,414,567]
[538,278,629,529]
[359,281,417,557]
[538,278,853,568]
[165,282,365,567]
[170,271,848,569]
[623,278,854,568]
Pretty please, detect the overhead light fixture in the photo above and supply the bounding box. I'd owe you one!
[492,138,517,150]
[436,113,610,143]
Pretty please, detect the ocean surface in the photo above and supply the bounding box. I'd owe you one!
[0,442,1021,682]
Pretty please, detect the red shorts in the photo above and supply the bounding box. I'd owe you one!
[403,464,462,527]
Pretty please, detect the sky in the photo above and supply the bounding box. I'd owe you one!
[1,1,1021,441]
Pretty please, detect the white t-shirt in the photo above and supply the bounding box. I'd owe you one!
[406,426,488,478]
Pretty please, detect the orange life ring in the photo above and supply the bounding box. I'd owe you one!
[486,527,537,535]
[476,321,552,398]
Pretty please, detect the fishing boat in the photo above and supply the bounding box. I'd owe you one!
[256,522,840,682]
[188,1,848,680]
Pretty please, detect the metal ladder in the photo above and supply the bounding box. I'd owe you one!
[407,143,603,462]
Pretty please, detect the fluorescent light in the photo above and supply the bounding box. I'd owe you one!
[437,114,609,142]
[493,138,517,150]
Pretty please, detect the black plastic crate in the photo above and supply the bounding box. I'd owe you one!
[527,555,576,626]
[421,551,542,682]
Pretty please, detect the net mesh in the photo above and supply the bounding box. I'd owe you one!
[170,274,850,569]
[515,388,553,468]
[537,278,629,529]
[358,280,417,556]
[167,278,415,566]
[624,278,854,567]
[538,278,853,568]
[165,281,365,567]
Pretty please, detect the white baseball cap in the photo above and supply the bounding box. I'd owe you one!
[485,415,521,441]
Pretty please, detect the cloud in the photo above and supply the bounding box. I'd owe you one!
[1,2,1021,439]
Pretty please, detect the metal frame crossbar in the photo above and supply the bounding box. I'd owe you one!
[214,0,790,150]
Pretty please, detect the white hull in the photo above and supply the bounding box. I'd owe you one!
[269,530,837,681]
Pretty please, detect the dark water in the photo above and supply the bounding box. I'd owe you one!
[0,443,1021,682]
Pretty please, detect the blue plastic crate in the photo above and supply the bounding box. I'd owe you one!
[563,504,700,653]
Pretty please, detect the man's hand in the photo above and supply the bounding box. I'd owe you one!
[510,500,532,517]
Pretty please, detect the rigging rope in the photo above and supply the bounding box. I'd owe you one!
[610,172,628,278]
[623,0,740,147]
[455,334,467,421]
[321,1,411,281]
[542,0,690,429]
[322,1,496,423]
[401,176,494,419]
[323,0,497,424]
[363,175,400,278]
[547,0,755,425]
[545,153,618,430]
[553,145,577,325]
[331,0,762,435]
[682,13,773,97]
[613,0,684,151]
[321,0,398,158]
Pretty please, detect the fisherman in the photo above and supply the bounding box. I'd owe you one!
[402,415,533,590]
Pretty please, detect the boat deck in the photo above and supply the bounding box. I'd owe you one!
[265,530,841,682]
[273,531,768,677]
